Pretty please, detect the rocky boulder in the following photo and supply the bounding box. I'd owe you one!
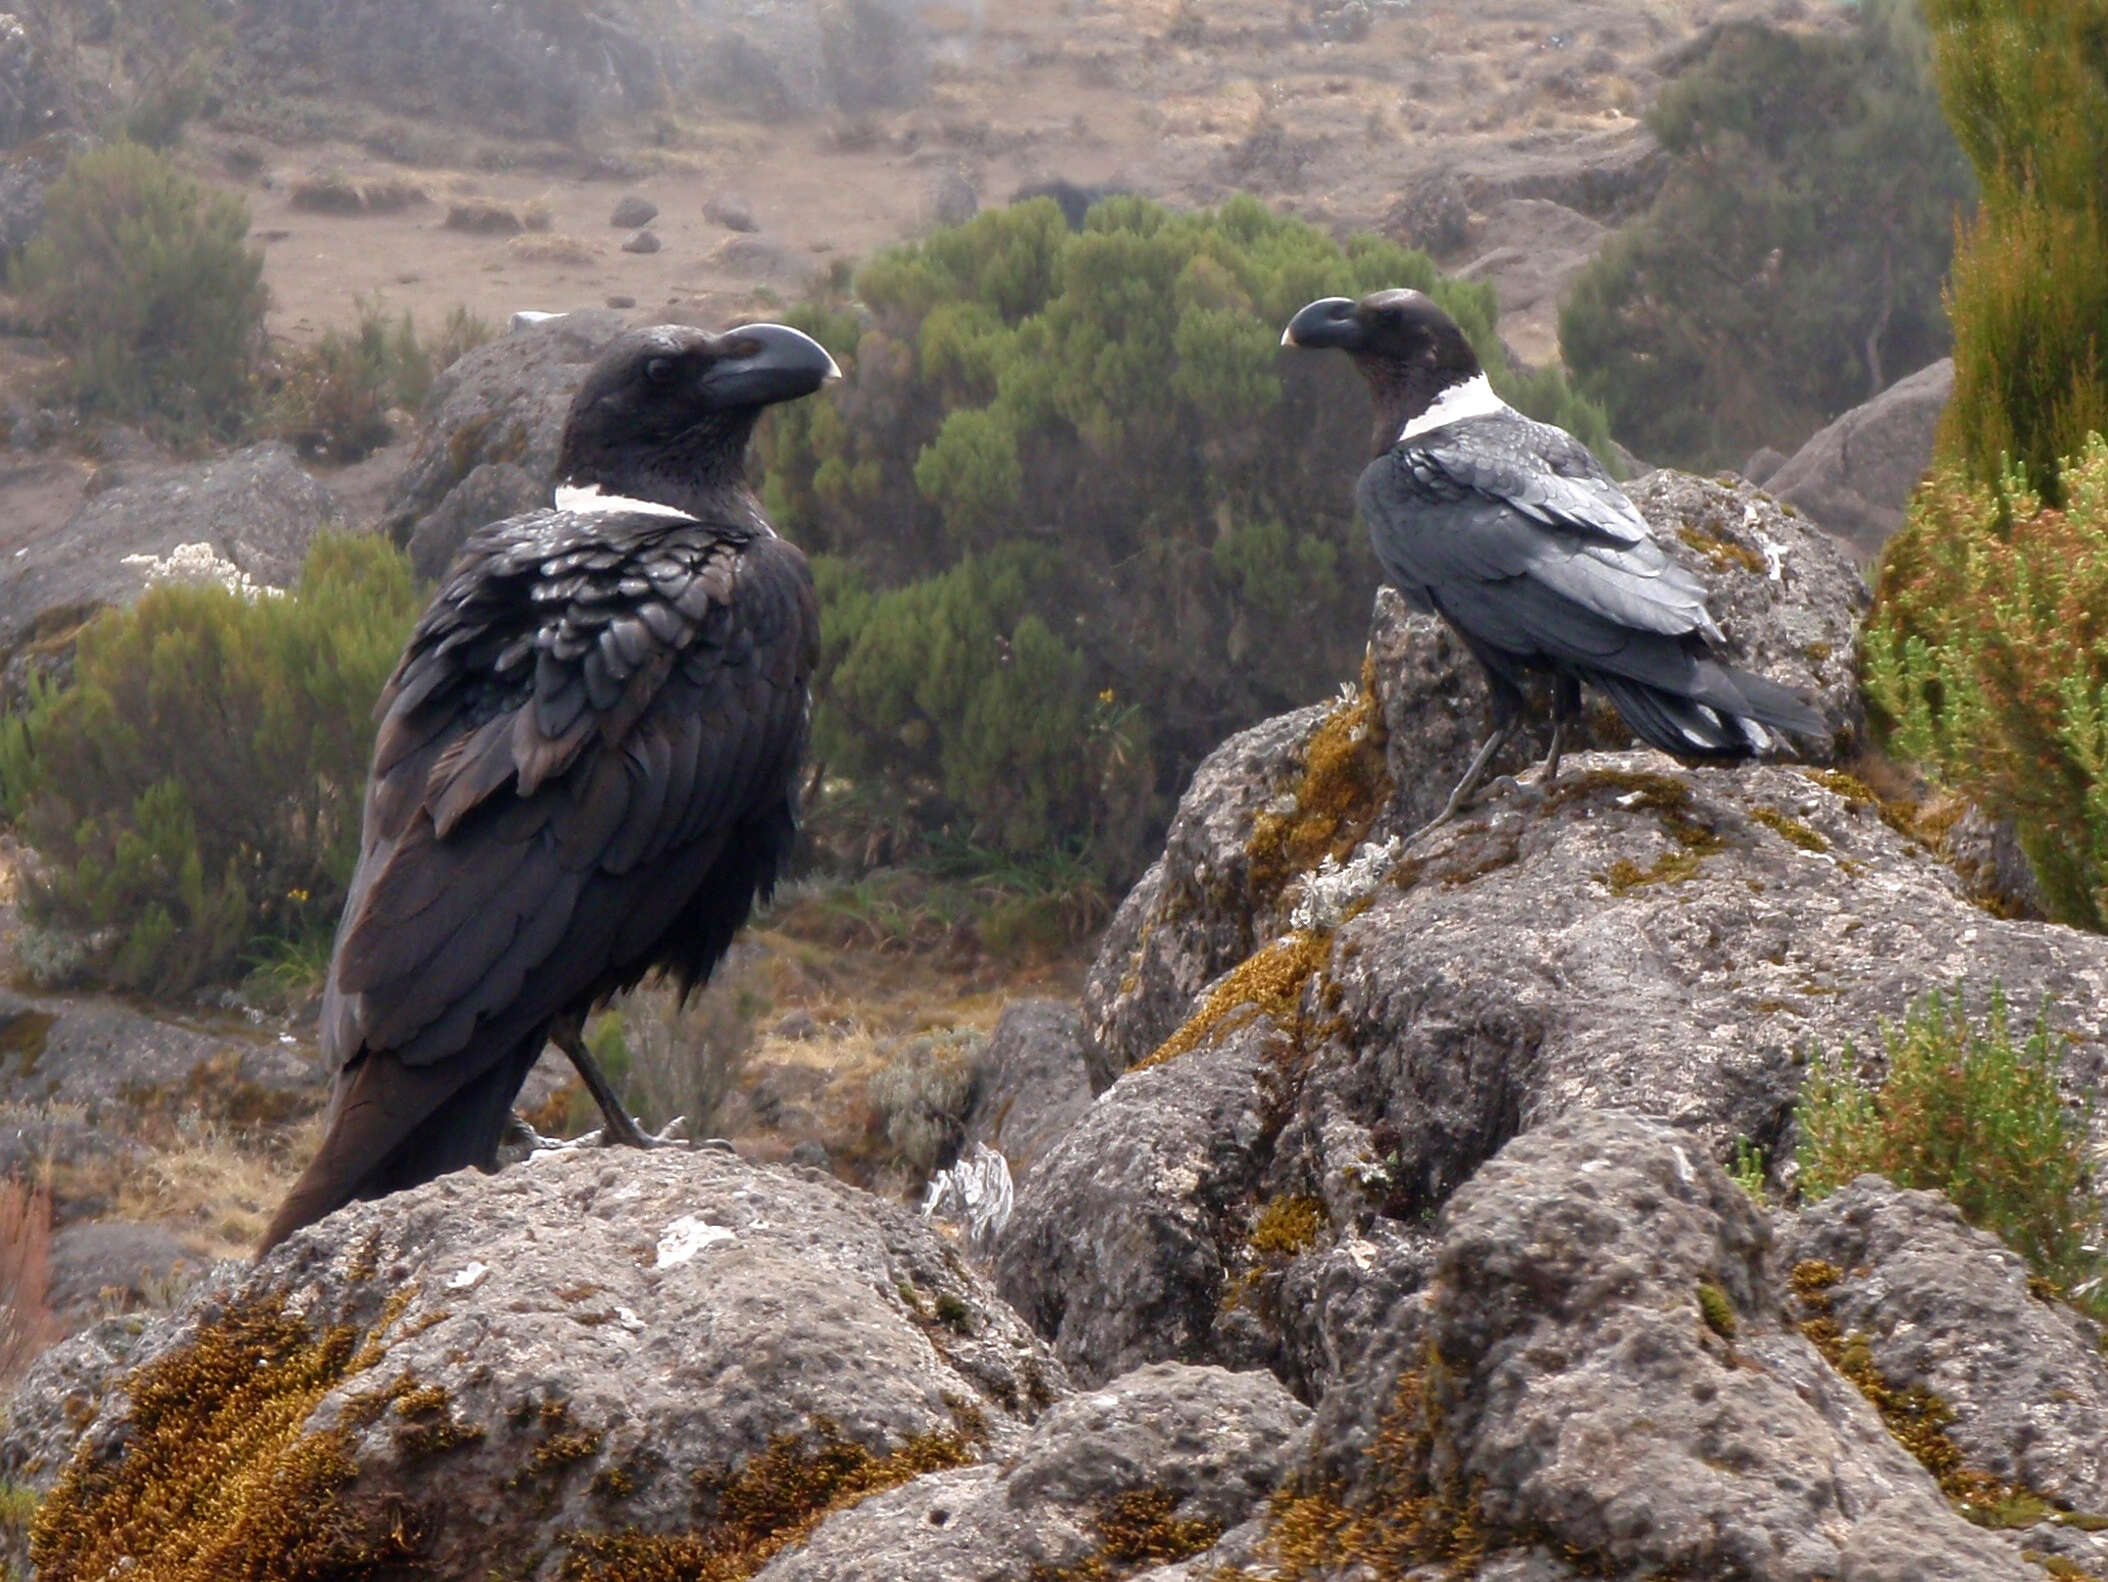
[1085,470,1870,1074]
[961,998,1096,1180]
[1767,357,1953,557]
[1,1147,1062,1579]
[382,309,627,580]
[0,441,338,661]
[752,1361,1308,1580]
[1453,197,1609,369]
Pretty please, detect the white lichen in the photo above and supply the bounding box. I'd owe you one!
[654,1215,735,1268]
[1290,835,1404,932]
[920,1142,1014,1254]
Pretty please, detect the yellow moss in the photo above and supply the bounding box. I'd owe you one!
[1748,806,1831,853]
[1677,523,1767,575]
[1248,1196,1327,1260]
[1790,1259,2059,1531]
[1696,1283,1738,1341]
[1245,674,1393,910]
[1027,1488,1225,1581]
[1563,768,1725,892]
[560,1417,978,1582]
[30,1289,422,1581]
[1139,932,1330,1070]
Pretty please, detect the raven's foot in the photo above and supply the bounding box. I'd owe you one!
[524,1114,692,1152]
[1408,720,1516,844]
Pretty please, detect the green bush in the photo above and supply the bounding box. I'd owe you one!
[1559,0,1971,470]
[761,194,1608,878]
[1796,990,2104,1316]
[1925,0,2108,503]
[0,534,422,996]
[1863,438,2108,927]
[271,298,496,462]
[8,141,266,439]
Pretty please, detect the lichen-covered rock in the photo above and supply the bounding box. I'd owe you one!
[961,998,1095,1180]
[1382,1113,2032,1580]
[1783,1178,2108,1533]
[753,1361,1309,1580]
[0,441,339,659]
[1087,470,1867,1082]
[2,1148,1061,1579]
[382,309,628,578]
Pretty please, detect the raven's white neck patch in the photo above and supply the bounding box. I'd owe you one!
[554,484,695,521]
[1399,373,1508,442]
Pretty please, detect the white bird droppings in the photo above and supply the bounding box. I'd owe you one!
[448,1261,490,1290]
[655,1215,736,1268]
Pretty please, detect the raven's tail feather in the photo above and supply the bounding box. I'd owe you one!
[255,1026,548,1257]
[1590,662,1823,762]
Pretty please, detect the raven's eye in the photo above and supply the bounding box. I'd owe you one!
[643,356,677,386]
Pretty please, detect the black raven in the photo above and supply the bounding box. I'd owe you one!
[1283,288,1820,831]
[259,321,837,1254]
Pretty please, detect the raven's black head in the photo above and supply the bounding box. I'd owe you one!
[1282,289,1485,456]
[558,322,839,507]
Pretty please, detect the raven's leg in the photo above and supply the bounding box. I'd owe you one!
[1411,682,1522,842]
[1536,673,1583,786]
[549,1014,681,1150]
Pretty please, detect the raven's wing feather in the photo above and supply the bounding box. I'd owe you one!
[323,508,817,1076]
[1359,410,1721,647]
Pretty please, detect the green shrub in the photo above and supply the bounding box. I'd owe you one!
[8,142,265,439]
[271,298,496,462]
[762,194,1608,878]
[0,534,422,996]
[1925,0,2108,503]
[1797,990,2104,1316]
[1559,0,1970,470]
[1863,437,2108,927]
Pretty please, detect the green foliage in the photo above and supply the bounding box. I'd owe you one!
[1560,0,1971,469]
[0,535,422,995]
[761,194,1607,877]
[271,298,496,462]
[1925,0,2108,502]
[1797,990,2105,1317]
[1864,437,2108,927]
[8,141,266,439]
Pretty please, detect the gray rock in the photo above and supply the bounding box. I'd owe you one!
[0,442,339,659]
[619,226,660,253]
[0,988,320,1132]
[711,234,814,285]
[1782,1178,2108,1517]
[1745,445,1790,485]
[704,191,759,232]
[1415,1113,2031,1579]
[1767,357,1953,557]
[754,1362,1308,1580]
[608,193,657,228]
[382,308,628,577]
[1382,169,1471,257]
[45,1220,201,1324]
[1,1147,1062,1574]
[962,999,1094,1180]
[1087,470,1869,1081]
[1450,124,1668,222]
[996,1018,1274,1385]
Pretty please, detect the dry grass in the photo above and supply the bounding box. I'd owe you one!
[0,1177,58,1384]
[444,195,526,234]
[290,172,430,216]
[104,1114,320,1262]
[508,232,597,265]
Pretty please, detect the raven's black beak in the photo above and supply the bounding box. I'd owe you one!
[1281,297,1362,350]
[704,323,843,408]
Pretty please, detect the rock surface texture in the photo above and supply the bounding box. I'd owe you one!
[6,464,2103,1579]
[1768,357,1954,557]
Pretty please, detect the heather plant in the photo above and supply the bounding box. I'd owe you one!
[272,298,496,461]
[1796,990,2105,1316]
[1924,0,2108,502]
[8,141,266,439]
[0,535,422,995]
[761,194,1608,877]
[1864,437,2108,928]
[1559,0,1969,469]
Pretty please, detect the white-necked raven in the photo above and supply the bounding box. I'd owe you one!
[260,321,838,1253]
[1283,288,1819,832]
